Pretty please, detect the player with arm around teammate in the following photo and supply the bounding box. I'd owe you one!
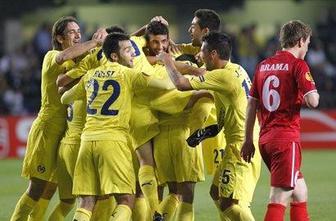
[10,16,105,221]
[158,31,261,221]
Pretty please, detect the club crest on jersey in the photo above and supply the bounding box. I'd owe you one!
[37,165,46,173]
[305,72,315,83]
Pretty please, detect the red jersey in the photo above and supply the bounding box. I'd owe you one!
[250,50,317,144]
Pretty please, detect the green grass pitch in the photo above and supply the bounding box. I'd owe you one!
[1,150,335,220]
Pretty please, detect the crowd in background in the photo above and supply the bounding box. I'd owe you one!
[0,11,335,115]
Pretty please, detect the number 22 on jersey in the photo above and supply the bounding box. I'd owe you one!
[86,79,121,116]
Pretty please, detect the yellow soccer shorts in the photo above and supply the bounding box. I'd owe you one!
[129,102,159,150]
[73,140,136,196]
[57,141,80,199]
[22,118,65,181]
[216,141,261,203]
[201,131,226,175]
[154,123,204,185]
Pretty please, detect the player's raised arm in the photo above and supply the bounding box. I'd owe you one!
[174,60,205,76]
[55,27,106,65]
[131,16,169,36]
[158,52,192,91]
[61,77,85,104]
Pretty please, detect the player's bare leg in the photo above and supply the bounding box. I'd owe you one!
[209,184,254,221]
[264,187,292,221]
[72,195,96,221]
[28,181,57,221]
[174,182,196,221]
[111,194,135,221]
[136,141,162,219]
[49,197,75,221]
[91,195,115,221]
[10,177,51,221]
[290,178,309,221]
[265,181,309,221]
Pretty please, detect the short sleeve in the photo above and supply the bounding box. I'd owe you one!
[249,64,260,100]
[66,49,101,79]
[294,60,317,96]
[189,70,231,92]
[130,36,146,56]
[179,43,200,55]
[44,50,63,72]
[61,74,87,104]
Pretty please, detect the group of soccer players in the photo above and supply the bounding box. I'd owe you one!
[10,7,319,221]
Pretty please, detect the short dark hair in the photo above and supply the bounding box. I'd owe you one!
[52,16,79,50]
[279,20,312,48]
[145,21,169,41]
[202,31,232,60]
[194,9,220,31]
[103,33,130,61]
[106,25,126,34]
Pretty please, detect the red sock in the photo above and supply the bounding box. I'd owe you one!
[290,202,310,221]
[264,203,286,221]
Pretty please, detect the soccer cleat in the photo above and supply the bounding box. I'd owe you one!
[186,124,219,147]
[153,211,164,221]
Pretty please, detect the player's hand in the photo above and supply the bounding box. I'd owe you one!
[92,28,108,45]
[150,16,169,26]
[192,68,206,76]
[157,51,171,62]
[195,52,203,64]
[240,140,255,163]
[169,40,182,55]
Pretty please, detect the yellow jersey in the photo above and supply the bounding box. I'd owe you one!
[38,50,75,124]
[66,36,154,79]
[61,100,86,144]
[179,43,200,56]
[190,61,259,144]
[61,62,151,142]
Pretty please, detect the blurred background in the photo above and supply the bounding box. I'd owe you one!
[1,1,336,220]
[0,0,335,153]
[0,0,336,116]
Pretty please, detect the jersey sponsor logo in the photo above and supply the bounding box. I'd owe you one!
[260,63,289,72]
[37,165,46,173]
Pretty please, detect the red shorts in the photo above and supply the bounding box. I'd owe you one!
[259,141,303,188]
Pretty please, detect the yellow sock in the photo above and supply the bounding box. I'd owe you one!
[73,208,92,221]
[138,165,159,213]
[220,204,254,221]
[133,197,149,221]
[10,193,37,221]
[110,204,132,221]
[188,97,213,134]
[159,194,180,221]
[91,197,116,221]
[27,198,50,221]
[174,202,194,221]
[48,201,74,221]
